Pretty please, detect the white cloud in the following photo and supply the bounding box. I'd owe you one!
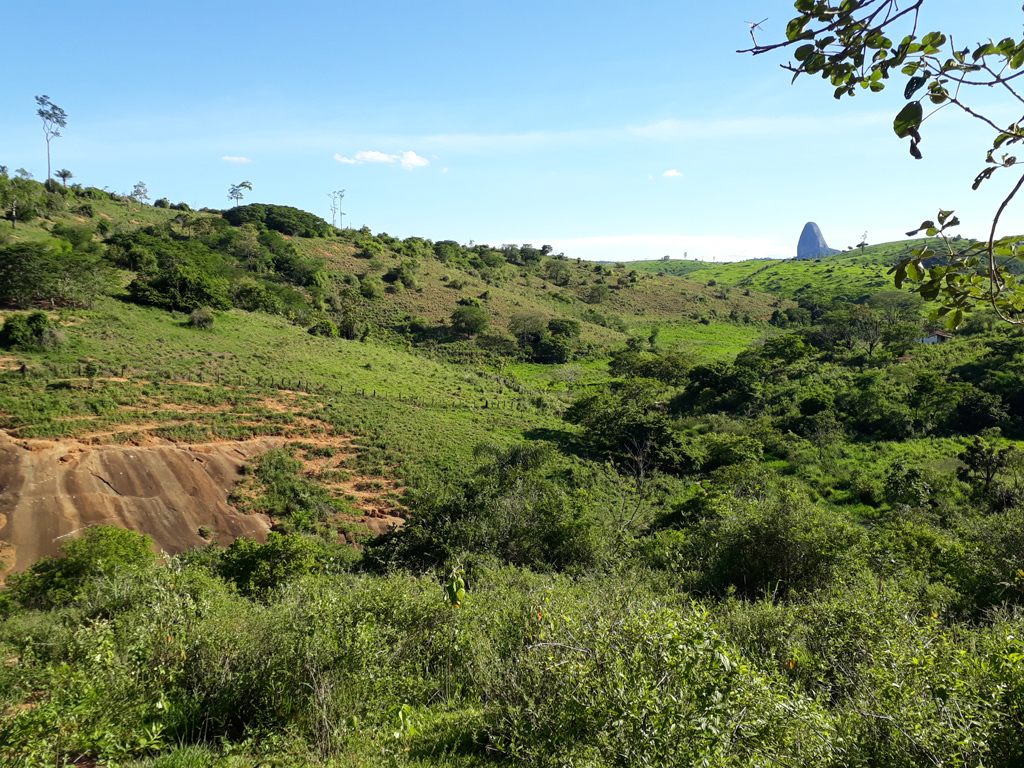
[222,155,251,163]
[356,150,397,163]
[334,149,430,169]
[663,169,682,178]
[399,150,430,169]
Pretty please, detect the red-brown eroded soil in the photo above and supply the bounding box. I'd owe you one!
[0,432,280,579]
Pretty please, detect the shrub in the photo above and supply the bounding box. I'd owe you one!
[691,485,860,597]
[218,532,332,596]
[548,317,581,338]
[451,305,489,336]
[223,203,332,237]
[359,275,385,300]
[188,306,215,330]
[308,318,339,338]
[585,284,611,304]
[232,279,284,314]
[8,525,156,609]
[153,197,170,208]
[0,311,62,350]
[129,264,232,312]
[365,444,600,571]
[383,261,419,289]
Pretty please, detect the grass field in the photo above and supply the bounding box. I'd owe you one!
[626,237,957,301]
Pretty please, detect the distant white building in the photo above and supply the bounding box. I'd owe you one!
[919,329,954,345]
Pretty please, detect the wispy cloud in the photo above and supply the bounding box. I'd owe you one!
[222,155,252,163]
[663,169,682,178]
[334,150,430,169]
[408,112,893,154]
[629,114,890,141]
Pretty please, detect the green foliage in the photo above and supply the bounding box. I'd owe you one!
[547,317,580,338]
[308,318,339,338]
[223,203,331,237]
[7,525,156,609]
[218,532,334,596]
[365,444,600,571]
[187,306,215,330]
[0,311,64,350]
[359,275,385,300]
[609,349,689,386]
[688,483,860,598]
[0,241,112,308]
[382,260,419,289]
[450,304,489,336]
[130,264,232,312]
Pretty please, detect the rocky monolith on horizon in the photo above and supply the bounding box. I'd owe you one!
[797,222,840,260]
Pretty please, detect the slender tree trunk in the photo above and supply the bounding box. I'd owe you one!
[46,139,51,182]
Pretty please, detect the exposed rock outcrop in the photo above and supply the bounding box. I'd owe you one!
[0,433,278,578]
[797,222,841,260]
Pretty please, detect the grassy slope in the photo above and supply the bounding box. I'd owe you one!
[291,239,783,343]
[627,237,954,301]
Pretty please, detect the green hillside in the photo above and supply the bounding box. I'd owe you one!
[627,237,957,301]
[2,176,1023,768]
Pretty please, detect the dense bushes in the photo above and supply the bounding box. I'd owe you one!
[222,203,332,237]
[3,547,1021,767]
[450,304,489,336]
[0,240,112,308]
[365,445,602,572]
[129,264,232,312]
[109,221,325,320]
[5,526,156,610]
[0,311,64,350]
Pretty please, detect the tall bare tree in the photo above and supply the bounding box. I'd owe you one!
[35,95,67,182]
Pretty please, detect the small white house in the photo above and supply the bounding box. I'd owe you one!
[918,329,954,345]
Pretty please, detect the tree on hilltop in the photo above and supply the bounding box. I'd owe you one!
[35,95,67,182]
[744,2,1024,327]
[228,180,253,207]
[55,169,72,187]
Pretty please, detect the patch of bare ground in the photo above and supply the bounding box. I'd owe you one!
[0,430,279,582]
[0,393,405,575]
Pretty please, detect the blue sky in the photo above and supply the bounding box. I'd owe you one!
[2,1,1022,261]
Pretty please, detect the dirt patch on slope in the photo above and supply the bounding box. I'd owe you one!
[0,432,279,579]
